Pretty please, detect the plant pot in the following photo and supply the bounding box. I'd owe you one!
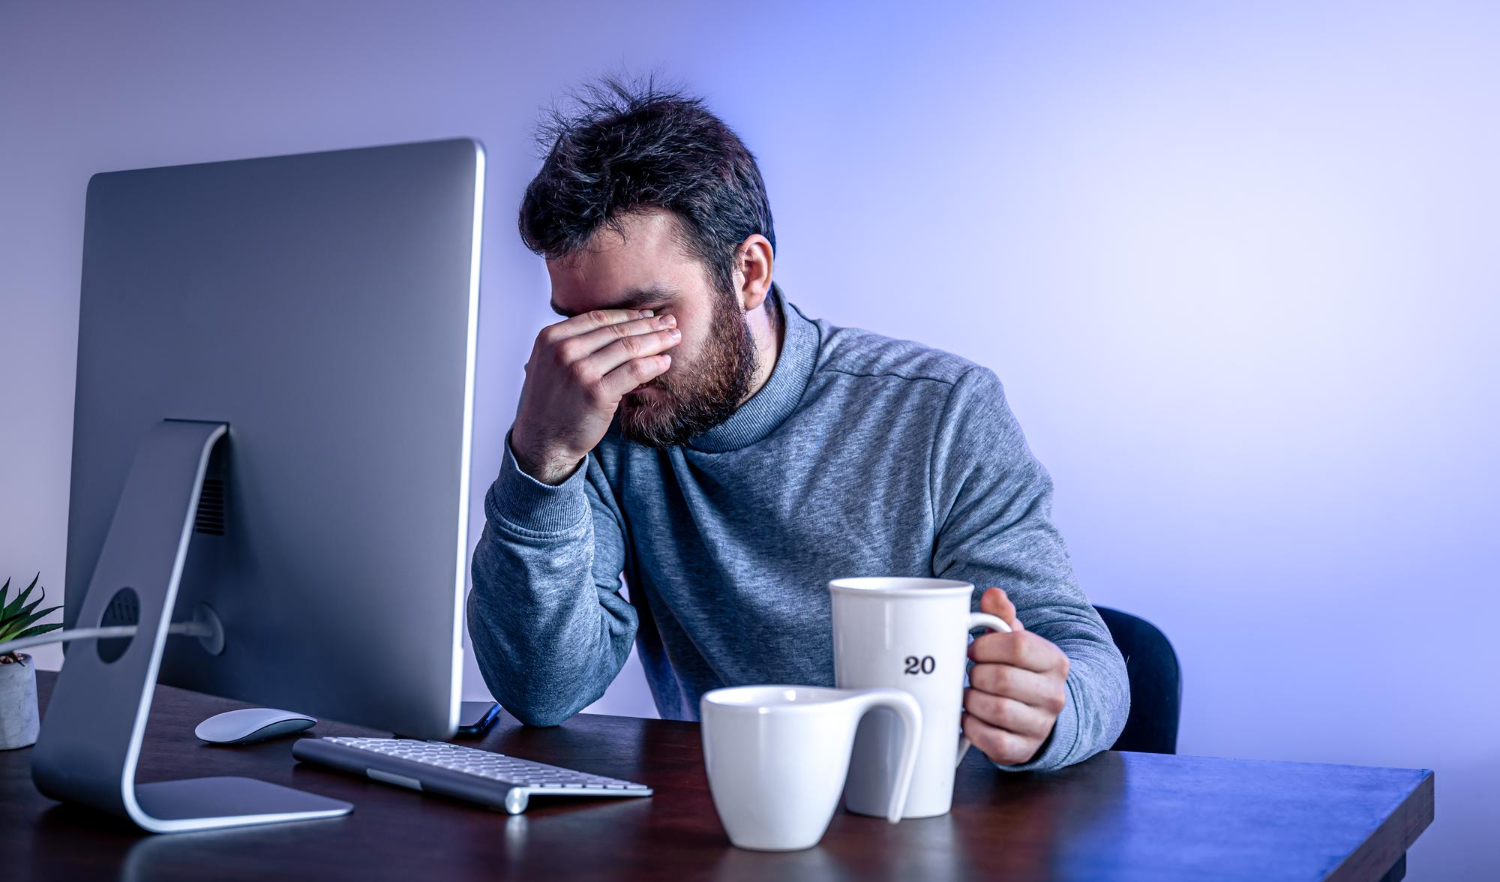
[1,653,41,750]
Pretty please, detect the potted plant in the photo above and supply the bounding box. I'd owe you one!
[1,574,61,750]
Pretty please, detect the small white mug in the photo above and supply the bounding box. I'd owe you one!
[831,577,1012,819]
[700,685,922,851]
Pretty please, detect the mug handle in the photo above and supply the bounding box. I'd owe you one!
[956,612,1012,766]
[847,688,924,824]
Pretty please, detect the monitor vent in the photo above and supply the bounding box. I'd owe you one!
[194,478,226,536]
[97,586,140,663]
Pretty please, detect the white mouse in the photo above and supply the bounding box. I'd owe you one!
[195,707,316,745]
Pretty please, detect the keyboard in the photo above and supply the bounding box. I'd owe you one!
[291,736,652,814]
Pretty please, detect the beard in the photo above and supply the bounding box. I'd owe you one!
[616,291,762,449]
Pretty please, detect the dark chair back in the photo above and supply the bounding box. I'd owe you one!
[1094,606,1182,754]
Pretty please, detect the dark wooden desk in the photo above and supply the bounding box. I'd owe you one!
[2,672,1431,881]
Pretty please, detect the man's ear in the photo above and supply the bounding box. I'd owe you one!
[733,234,774,311]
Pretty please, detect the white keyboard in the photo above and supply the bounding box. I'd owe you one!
[291,736,652,814]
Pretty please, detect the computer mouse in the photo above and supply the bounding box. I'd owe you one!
[195,707,317,745]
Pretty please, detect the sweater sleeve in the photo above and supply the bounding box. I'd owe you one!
[466,430,636,726]
[930,366,1130,771]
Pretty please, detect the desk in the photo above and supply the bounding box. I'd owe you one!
[2,671,1431,881]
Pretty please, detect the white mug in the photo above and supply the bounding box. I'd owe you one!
[830,577,1011,819]
[700,685,922,851]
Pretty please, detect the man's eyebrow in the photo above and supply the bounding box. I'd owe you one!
[550,286,676,318]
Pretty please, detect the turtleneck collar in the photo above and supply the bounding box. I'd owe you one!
[686,282,819,453]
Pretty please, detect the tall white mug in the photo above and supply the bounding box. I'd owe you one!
[700,685,922,851]
[830,577,1011,819]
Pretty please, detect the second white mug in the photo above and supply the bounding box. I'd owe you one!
[700,685,922,851]
[830,577,1011,819]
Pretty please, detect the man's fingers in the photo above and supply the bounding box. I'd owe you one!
[980,587,1024,632]
[961,712,1039,766]
[963,689,1054,740]
[598,352,674,400]
[579,324,682,384]
[570,312,677,356]
[967,662,1065,712]
[968,629,1067,675]
[543,308,657,343]
[552,314,674,366]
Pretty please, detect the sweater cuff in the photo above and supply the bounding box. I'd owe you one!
[485,431,591,535]
[990,676,1080,773]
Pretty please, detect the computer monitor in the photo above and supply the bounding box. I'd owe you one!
[35,138,485,831]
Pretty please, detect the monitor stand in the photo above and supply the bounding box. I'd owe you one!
[30,420,353,833]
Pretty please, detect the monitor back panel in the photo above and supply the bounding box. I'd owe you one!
[67,139,483,739]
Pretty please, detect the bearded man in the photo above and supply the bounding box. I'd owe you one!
[468,78,1129,771]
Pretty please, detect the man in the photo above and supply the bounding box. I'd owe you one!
[469,78,1129,770]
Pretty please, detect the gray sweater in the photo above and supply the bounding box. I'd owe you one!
[469,283,1129,771]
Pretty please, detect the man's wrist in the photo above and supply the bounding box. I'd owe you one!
[516,451,583,486]
[488,433,591,534]
[510,431,582,486]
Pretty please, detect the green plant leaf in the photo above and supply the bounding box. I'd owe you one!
[10,583,51,626]
[8,622,63,642]
[0,604,61,640]
[1,573,40,623]
[0,577,10,610]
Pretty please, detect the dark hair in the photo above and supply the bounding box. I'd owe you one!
[518,75,776,299]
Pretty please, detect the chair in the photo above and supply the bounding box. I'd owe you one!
[1094,606,1182,754]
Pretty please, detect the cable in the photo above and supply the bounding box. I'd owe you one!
[0,621,214,658]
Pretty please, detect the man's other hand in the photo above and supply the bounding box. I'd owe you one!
[963,587,1070,766]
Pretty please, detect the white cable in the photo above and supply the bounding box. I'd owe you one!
[0,621,213,658]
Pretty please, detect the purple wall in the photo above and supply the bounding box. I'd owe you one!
[2,2,1495,875]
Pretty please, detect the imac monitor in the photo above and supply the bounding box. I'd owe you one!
[60,138,484,743]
